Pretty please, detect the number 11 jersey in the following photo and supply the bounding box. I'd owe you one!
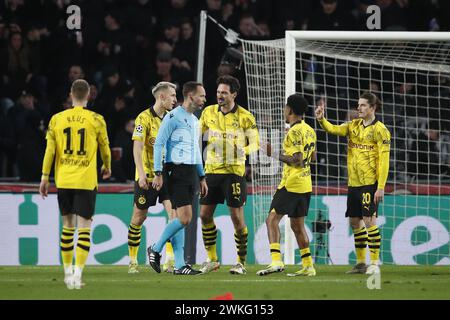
[42,106,111,190]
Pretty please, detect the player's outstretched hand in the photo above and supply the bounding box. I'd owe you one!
[102,167,112,180]
[39,179,49,199]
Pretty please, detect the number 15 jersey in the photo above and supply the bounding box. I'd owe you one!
[42,106,111,190]
[278,120,316,194]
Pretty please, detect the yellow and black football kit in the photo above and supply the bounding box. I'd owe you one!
[41,105,111,218]
[318,117,391,217]
[270,120,316,217]
[199,104,259,207]
[132,106,169,209]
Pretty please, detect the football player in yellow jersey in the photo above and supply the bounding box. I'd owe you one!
[199,75,260,275]
[257,94,317,277]
[315,92,391,275]
[127,82,177,274]
[39,79,111,289]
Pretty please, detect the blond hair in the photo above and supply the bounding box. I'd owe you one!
[71,79,90,101]
[151,81,176,98]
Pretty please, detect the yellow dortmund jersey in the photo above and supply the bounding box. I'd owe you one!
[318,117,391,189]
[278,120,316,193]
[42,106,111,190]
[132,107,165,181]
[200,104,260,176]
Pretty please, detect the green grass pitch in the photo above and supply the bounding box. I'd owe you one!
[0,265,449,300]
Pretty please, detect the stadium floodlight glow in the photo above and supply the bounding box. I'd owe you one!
[242,31,450,266]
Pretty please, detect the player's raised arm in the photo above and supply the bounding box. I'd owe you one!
[315,97,349,137]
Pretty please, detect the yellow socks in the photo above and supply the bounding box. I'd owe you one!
[202,222,218,262]
[75,228,91,270]
[128,223,142,263]
[270,243,282,263]
[300,247,313,267]
[60,226,75,271]
[353,226,368,264]
[235,226,248,265]
[367,225,381,265]
[166,240,174,258]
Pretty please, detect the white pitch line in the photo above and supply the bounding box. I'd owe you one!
[0,278,361,283]
[0,278,446,284]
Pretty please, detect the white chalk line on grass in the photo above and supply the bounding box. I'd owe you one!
[0,278,364,283]
[0,278,447,284]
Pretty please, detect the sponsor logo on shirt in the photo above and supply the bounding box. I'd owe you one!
[349,140,375,150]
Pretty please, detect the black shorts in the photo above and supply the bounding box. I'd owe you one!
[269,187,311,218]
[57,188,97,219]
[345,182,379,218]
[164,163,197,209]
[200,174,247,208]
[134,181,169,210]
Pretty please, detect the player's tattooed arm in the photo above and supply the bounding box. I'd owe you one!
[278,152,303,167]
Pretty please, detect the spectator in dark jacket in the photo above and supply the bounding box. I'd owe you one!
[0,103,15,177]
[7,90,45,181]
[0,31,32,100]
[96,10,134,77]
[307,0,358,30]
[112,117,136,182]
[172,18,196,75]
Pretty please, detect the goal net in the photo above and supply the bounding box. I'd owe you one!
[242,31,450,266]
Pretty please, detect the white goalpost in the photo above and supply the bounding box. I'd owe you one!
[242,31,450,266]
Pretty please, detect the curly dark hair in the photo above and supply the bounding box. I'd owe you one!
[216,75,240,94]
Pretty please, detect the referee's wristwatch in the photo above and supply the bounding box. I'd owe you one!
[154,171,162,176]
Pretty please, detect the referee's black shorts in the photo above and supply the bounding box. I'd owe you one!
[269,187,311,218]
[57,188,97,219]
[163,163,197,209]
[345,182,379,218]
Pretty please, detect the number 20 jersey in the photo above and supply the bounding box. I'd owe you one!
[278,120,316,194]
[45,106,110,189]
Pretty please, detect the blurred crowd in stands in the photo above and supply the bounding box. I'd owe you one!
[0,0,449,183]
